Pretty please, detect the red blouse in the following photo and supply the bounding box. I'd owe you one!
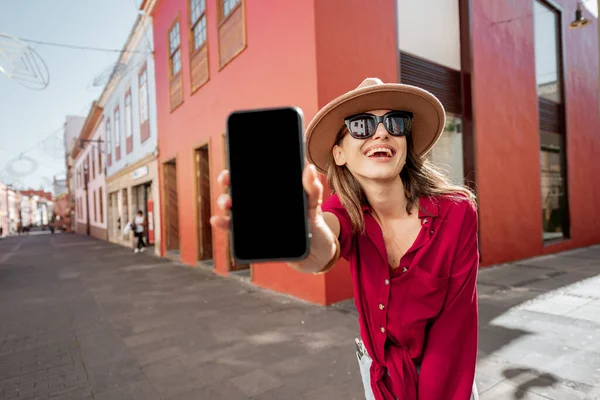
[322,194,479,400]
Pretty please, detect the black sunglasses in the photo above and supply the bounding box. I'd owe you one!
[344,111,413,140]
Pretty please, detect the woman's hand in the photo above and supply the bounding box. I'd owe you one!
[210,164,338,273]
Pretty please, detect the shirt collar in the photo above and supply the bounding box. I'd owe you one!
[361,195,439,218]
[418,195,439,219]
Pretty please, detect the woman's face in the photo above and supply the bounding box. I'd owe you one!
[332,109,407,182]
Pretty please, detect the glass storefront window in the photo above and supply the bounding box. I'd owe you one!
[427,113,464,186]
[534,0,569,241]
[540,132,567,241]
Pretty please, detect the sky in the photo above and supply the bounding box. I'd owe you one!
[0,0,140,192]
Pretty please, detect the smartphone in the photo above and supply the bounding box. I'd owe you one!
[226,106,310,264]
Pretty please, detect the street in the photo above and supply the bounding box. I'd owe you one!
[0,234,599,400]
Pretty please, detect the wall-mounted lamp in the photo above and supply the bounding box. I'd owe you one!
[569,2,591,29]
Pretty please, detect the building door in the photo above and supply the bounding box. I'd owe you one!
[195,146,213,261]
[163,160,180,251]
[133,183,153,247]
[145,184,155,245]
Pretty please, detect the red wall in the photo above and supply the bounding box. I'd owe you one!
[471,0,600,265]
[152,0,334,303]
[151,0,599,305]
[314,0,399,304]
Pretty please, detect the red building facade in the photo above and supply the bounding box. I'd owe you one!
[146,0,599,305]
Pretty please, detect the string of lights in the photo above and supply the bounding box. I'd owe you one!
[18,38,152,55]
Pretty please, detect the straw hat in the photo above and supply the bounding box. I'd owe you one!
[305,78,446,174]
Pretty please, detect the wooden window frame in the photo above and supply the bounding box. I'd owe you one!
[188,0,210,94]
[99,186,104,224]
[189,0,207,51]
[114,106,121,161]
[91,150,96,180]
[125,88,134,154]
[218,0,241,24]
[217,0,246,70]
[168,17,184,111]
[98,138,102,172]
[105,118,112,167]
[93,190,97,223]
[138,64,151,143]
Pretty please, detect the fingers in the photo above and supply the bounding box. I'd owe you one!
[303,164,323,214]
[211,170,232,232]
[217,170,230,189]
[210,215,230,231]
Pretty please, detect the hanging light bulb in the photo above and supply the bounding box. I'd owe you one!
[569,2,591,29]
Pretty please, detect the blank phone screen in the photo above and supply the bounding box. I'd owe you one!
[227,107,309,262]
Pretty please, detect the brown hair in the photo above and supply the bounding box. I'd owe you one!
[326,127,476,232]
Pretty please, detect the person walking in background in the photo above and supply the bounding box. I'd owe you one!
[133,210,146,253]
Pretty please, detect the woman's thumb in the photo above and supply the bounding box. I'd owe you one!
[303,164,323,210]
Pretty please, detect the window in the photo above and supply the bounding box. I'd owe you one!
[139,67,149,123]
[114,107,121,160]
[534,0,569,241]
[91,150,96,179]
[114,108,121,147]
[189,0,209,92]
[222,0,240,18]
[125,89,133,154]
[98,142,102,171]
[99,186,104,223]
[169,21,182,76]
[93,190,97,222]
[139,65,151,142]
[191,0,207,50]
[217,0,245,68]
[168,19,184,110]
[427,114,464,186]
[106,118,112,166]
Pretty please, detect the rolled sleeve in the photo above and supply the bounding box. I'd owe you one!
[321,194,354,260]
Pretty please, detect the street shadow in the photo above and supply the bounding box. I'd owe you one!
[473,247,600,354]
[502,367,559,399]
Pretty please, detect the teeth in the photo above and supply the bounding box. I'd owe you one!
[365,147,393,157]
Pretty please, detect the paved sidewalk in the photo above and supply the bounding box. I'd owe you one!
[0,234,599,399]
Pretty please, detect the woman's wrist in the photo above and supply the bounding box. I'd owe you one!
[313,236,340,275]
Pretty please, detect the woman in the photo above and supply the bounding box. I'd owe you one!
[211,78,479,400]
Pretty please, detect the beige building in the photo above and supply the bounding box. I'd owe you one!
[102,14,161,254]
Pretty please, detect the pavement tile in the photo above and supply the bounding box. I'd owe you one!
[149,373,196,399]
[134,345,187,366]
[141,357,186,381]
[182,380,248,400]
[230,369,283,397]
[89,380,160,400]
[86,358,146,395]
[187,361,238,388]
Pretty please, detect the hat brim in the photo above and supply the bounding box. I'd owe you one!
[305,83,446,174]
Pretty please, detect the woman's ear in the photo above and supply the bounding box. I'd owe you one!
[332,144,346,166]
